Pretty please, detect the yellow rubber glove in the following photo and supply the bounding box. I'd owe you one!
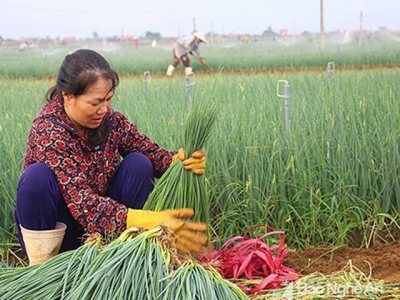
[171,148,206,175]
[126,208,207,254]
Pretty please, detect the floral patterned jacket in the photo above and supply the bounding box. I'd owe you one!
[23,100,174,236]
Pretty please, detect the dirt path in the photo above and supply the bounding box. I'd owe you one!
[25,63,399,82]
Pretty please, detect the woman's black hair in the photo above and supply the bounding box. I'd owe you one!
[45,49,119,147]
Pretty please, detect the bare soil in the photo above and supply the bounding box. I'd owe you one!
[284,239,400,283]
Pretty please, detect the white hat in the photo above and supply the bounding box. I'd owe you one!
[192,31,207,43]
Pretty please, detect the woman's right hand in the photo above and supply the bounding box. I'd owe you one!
[126,208,207,254]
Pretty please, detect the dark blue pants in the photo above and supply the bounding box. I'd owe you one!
[14,153,155,253]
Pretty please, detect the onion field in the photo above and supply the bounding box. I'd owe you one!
[0,40,399,267]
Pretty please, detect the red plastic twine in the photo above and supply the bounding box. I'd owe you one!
[200,225,300,295]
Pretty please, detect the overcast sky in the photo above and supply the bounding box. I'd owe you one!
[0,0,399,39]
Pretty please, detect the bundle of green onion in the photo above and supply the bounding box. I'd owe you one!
[160,260,249,300]
[66,227,171,300]
[0,234,102,300]
[144,98,220,224]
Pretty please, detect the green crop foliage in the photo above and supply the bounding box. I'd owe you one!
[0,47,399,265]
[0,38,399,79]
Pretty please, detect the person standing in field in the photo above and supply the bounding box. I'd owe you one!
[166,31,210,76]
[133,34,139,49]
[14,49,208,265]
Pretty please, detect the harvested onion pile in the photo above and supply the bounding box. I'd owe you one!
[0,227,249,299]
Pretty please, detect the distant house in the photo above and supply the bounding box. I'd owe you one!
[63,36,77,42]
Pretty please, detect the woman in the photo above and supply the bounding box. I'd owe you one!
[166,31,210,76]
[14,49,207,265]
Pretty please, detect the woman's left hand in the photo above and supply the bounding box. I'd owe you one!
[171,148,206,175]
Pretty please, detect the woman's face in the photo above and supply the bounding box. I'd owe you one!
[63,78,113,136]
